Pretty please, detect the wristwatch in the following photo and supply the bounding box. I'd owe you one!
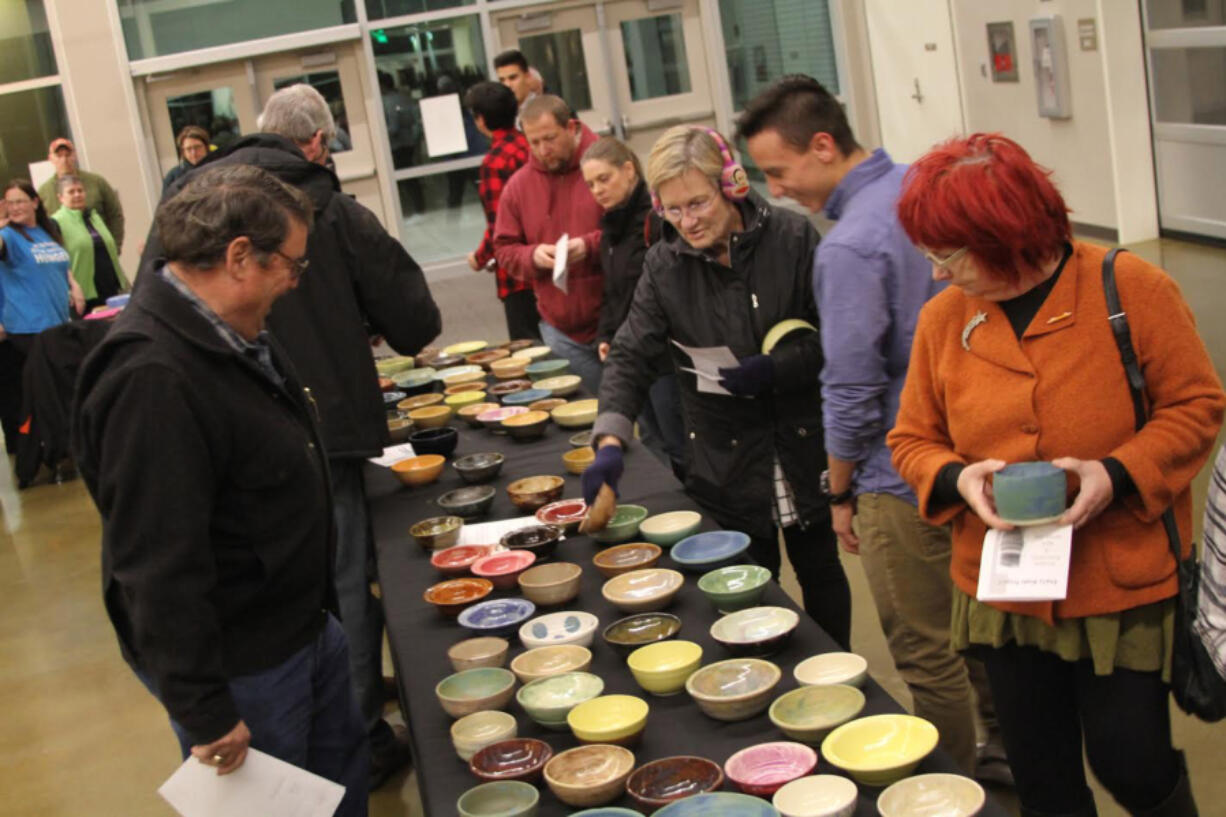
[820,469,855,506]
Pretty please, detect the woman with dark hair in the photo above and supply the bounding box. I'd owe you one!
[162,125,210,192]
[0,179,83,452]
[889,133,1223,817]
[581,136,684,474]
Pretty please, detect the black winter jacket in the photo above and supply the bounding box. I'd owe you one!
[596,181,661,345]
[73,269,336,745]
[594,192,827,539]
[141,134,442,459]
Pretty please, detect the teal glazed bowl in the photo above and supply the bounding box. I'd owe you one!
[526,358,571,381]
[652,792,782,817]
[992,461,1067,525]
[698,564,772,613]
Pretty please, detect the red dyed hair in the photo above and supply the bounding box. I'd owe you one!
[897,133,1070,285]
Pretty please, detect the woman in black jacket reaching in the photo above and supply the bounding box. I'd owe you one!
[581,137,684,476]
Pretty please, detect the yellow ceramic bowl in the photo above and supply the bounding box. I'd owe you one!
[534,374,582,397]
[512,345,553,362]
[490,358,529,380]
[761,319,817,355]
[551,398,598,428]
[391,454,446,487]
[626,639,703,696]
[408,404,454,428]
[397,392,444,412]
[444,340,489,356]
[820,714,939,787]
[446,391,488,409]
[562,447,595,475]
[444,369,487,388]
[566,694,649,746]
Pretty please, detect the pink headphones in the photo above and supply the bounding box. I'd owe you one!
[652,126,751,216]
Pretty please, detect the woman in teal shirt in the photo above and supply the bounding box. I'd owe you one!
[52,174,128,313]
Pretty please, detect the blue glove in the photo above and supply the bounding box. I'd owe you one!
[718,354,775,397]
[582,444,624,505]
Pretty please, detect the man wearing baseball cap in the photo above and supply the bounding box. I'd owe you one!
[38,138,125,252]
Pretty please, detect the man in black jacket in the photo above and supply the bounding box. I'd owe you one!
[74,165,367,816]
[586,126,851,648]
[142,83,441,787]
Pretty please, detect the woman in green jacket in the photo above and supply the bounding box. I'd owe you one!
[51,174,128,313]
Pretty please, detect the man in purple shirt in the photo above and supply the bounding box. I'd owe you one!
[740,75,1009,784]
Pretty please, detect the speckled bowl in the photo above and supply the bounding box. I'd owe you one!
[506,476,565,512]
[768,684,865,744]
[453,452,506,484]
[685,657,781,722]
[409,514,463,550]
[543,744,636,809]
[437,484,497,519]
[652,793,782,817]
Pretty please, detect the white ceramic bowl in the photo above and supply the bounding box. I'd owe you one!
[709,606,800,657]
[519,610,600,649]
[877,773,985,817]
[601,568,685,613]
[772,775,858,817]
[510,644,593,684]
[793,653,869,687]
[450,710,518,762]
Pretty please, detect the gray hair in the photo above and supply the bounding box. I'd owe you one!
[257,84,336,146]
[157,164,314,271]
[55,174,83,196]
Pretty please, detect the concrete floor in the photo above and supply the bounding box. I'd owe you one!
[2,234,1224,817]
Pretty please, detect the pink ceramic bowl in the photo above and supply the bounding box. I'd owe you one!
[431,545,496,576]
[724,741,818,797]
[472,550,538,589]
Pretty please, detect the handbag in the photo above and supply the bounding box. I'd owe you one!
[1102,247,1226,721]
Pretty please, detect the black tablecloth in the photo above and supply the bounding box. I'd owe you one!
[369,402,1008,817]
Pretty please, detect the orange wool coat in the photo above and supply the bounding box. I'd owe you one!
[888,242,1225,624]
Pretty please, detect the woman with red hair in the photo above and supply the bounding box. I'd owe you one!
[889,133,1222,817]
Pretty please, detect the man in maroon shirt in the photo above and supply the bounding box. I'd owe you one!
[465,82,539,341]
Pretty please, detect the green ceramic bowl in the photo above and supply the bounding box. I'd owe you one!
[638,510,702,547]
[516,671,605,729]
[590,504,649,544]
[457,780,540,817]
[526,358,571,381]
[697,564,771,613]
[769,684,866,744]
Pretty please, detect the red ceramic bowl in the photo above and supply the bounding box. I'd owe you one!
[626,755,725,810]
[469,737,554,783]
[724,741,817,797]
[535,498,588,533]
[472,550,538,590]
[423,577,494,617]
[431,545,496,576]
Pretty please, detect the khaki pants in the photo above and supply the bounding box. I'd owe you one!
[857,492,994,774]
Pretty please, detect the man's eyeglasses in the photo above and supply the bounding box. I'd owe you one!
[271,249,310,279]
[922,246,969,268]
[661,195,717,222]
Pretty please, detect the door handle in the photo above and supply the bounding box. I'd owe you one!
[911,78,924,104]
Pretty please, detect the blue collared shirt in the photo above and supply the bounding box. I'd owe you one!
[814,148,945,502]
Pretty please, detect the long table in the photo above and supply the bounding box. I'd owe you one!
[369,401,1008,816]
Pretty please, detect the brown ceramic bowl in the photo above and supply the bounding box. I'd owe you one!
[507,475,566,512]
[391,454,445,487]
[431,352,465,369]
[562,447,595,475]
[529,398,567,414]
[387,416,414,443]
[424,577,494,616]
[502,410,550,441]
[415,346,441,367]
[467,349,512,370]
[488,378,533,397]
[543,744,636,808]
[490,358,529,381]
[469,738,553,783]
[625,755,725,810]
[501,339,536,353]
[501,524,564,561]
[408,404,453,429]
[593,543,663,578]
[397,392,444,412]
[445,381,488,396]
[409,514,463,549]
[448,636,511,672]
[517,561,583,607]
[459,402,501,428]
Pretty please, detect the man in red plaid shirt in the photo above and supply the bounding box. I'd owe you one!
[465,81,540,341]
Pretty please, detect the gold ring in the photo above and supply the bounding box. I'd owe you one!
[211,753,224,764]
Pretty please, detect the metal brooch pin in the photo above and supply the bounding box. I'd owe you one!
[961,310,988,351]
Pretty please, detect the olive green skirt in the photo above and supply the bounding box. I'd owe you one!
[951,588,1175,681]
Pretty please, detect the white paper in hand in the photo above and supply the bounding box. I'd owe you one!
[672,340,738,396]
[368,442,416,467]
[458,516,540,546]
[158,750,345,817]
[552,233,569,294]
[976,523,1073,602]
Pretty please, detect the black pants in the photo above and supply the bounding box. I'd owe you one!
[502,289,541,342]
[749,514,851,650]
[0,334,34,453]
[976,642,1180,815]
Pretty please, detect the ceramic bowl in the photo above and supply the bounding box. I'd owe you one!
[502,409,550,440]
[569,811,641,817]
[446,340,490,357]
[516,671,605,729]
[436,667,517,718]
[488,379,534,399]
[409,514,463,550]
[410,426,459,457]
[992,461,1067,525]
[593,542,662,578]
[502,388,552,407]
[590,504,649,544]
[501,524,564,561]
[478,405,529,432]
[627,639,703,696]
[626,755,725,810]
[820,714,939,787]
[472,550,538,590]
[639,510,703,547]
[447,390,489,409]
[460,403,502,428]
[458,598,538,638]
[452,710,518,762]
[551,398,598,428]
[529,397,567,413]
[511,345,552,362]
[601,567,683,614]
[761,319,817,356]
[376,355,416,376]
[562,447,595,475]
[569,430,594,447]
[408,404,454,430]
[698,564,772,613]
[519,609,600,648]
[378,376,395,392]
[671,530,752,571]
[686,657,781,721]
[544,744,636,808]
[769,685,866,744]
[517,561,583,607]
[449,636,511,672]
[725,742,818,797]
[445,370,488,389]
[432,544,497,577]
[432,353,466,370]
[383,390,408,411]
[456,780,539,817]
[710,606,800,657]
[467,348,511,370]
[567,694,649,746]
[425,577,494,617]
[387,416,414,443]
[394,367,436,394]
[652,792,781,817]
[877,773,985,817]
[454,452,506,484]
[535,498,588,533]
[526,358,571,381]
[445,381,489,396]
[501,339,536,353]
[392,454,446,487]
[602,612,682,655]
[510,644,592,684]
[772,775,858,817]
[470,737,553,783]
[793,653,869,688]
[438,485,498,519]
[415,347,441,367]
[490,358,529,381]
[533,374,582,397]
[506,476,566,512]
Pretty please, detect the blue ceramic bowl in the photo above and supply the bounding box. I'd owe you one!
[671,530,752,572]
[502,388,551,406]
[993,461,1067,524]
[571,811,643,817]
[459,598,538,638]
[652,792,781,817]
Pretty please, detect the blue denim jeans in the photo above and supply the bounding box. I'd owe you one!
[539,320,603,397]
[148,615,369,817]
